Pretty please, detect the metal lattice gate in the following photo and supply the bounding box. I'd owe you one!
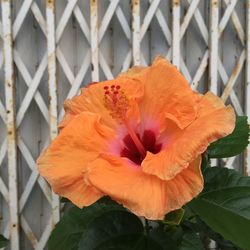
[0,0,249,249]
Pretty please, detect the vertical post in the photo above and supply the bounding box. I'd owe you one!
[1,0,19,249]
[209,6,219,250]
[90,0,99,81]
[209,0,219,95]
[46,0,60,224]
[209,0,219,169]
[172,0,180,69]
[132,0,140,65]
[246,0,250,176]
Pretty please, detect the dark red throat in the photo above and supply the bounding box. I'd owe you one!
[120,130,162,165]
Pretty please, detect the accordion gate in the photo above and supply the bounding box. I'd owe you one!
[0,0,249,249]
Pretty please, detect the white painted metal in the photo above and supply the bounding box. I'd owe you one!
[46,0,60,230]
[90,0,99,81]
[0,1,249,249]
[1,1,19,249]
[141,0,161,40]
[172,0,180,68]
[221,51,246,102]
[209,0,219,169]
[132,0,140,65]
[210,0,219,95]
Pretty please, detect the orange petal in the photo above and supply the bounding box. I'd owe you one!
[164,156,203,210]
[142,92,235,180]
[197,91,225,116]
[59,78,144,130]
[37,112,115,207]
[120,56,199,130]
[118,66,145,78]
[86,155,203,220]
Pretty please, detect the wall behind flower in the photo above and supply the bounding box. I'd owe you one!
[0,0,249,249]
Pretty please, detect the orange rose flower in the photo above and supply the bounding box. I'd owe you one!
[37,57,235,220]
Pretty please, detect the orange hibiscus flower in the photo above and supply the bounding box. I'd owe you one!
[37,57,235,220]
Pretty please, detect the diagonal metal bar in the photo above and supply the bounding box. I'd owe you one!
[140,0,161,40]
[219,0,237,36]
[16,54,47,128]
[56,0,78,43]
[191,51,209,90]
[186,0,208,44]
[0,99,6,122]
[180,0,200,39]
[13,0,33,39]
[218,59,244,115]
[223,0,245,46]
[31,2,47,34]
[36,217,53,250]
[63,51,91,99]
[0,140,9,203]
[185,0,244,112]
[18,137,51,211]
[99,0,120,43]
[111,0,131,40]
[14,51,49,124]
[221,51,246,102]
[152,6,171,45]
[71,3,90,42]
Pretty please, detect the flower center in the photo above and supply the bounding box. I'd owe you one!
[103,85,161,165]
[120,130,162,165]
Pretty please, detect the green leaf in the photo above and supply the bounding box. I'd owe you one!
[189,167,250,249]
[86,234,165,250]
[178,230,204,250]
[0,234,9,248]
[78,209,144,250]
[194,218,240,250]
[163,208,185,226]
[49,201,179,250]
[48,202,138,250]
[207,116,249,158]
[201,154,210,173]
[149,226,179,250]
[77,210,177,250]
[97,196,119,205]
[202,166,250,193]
